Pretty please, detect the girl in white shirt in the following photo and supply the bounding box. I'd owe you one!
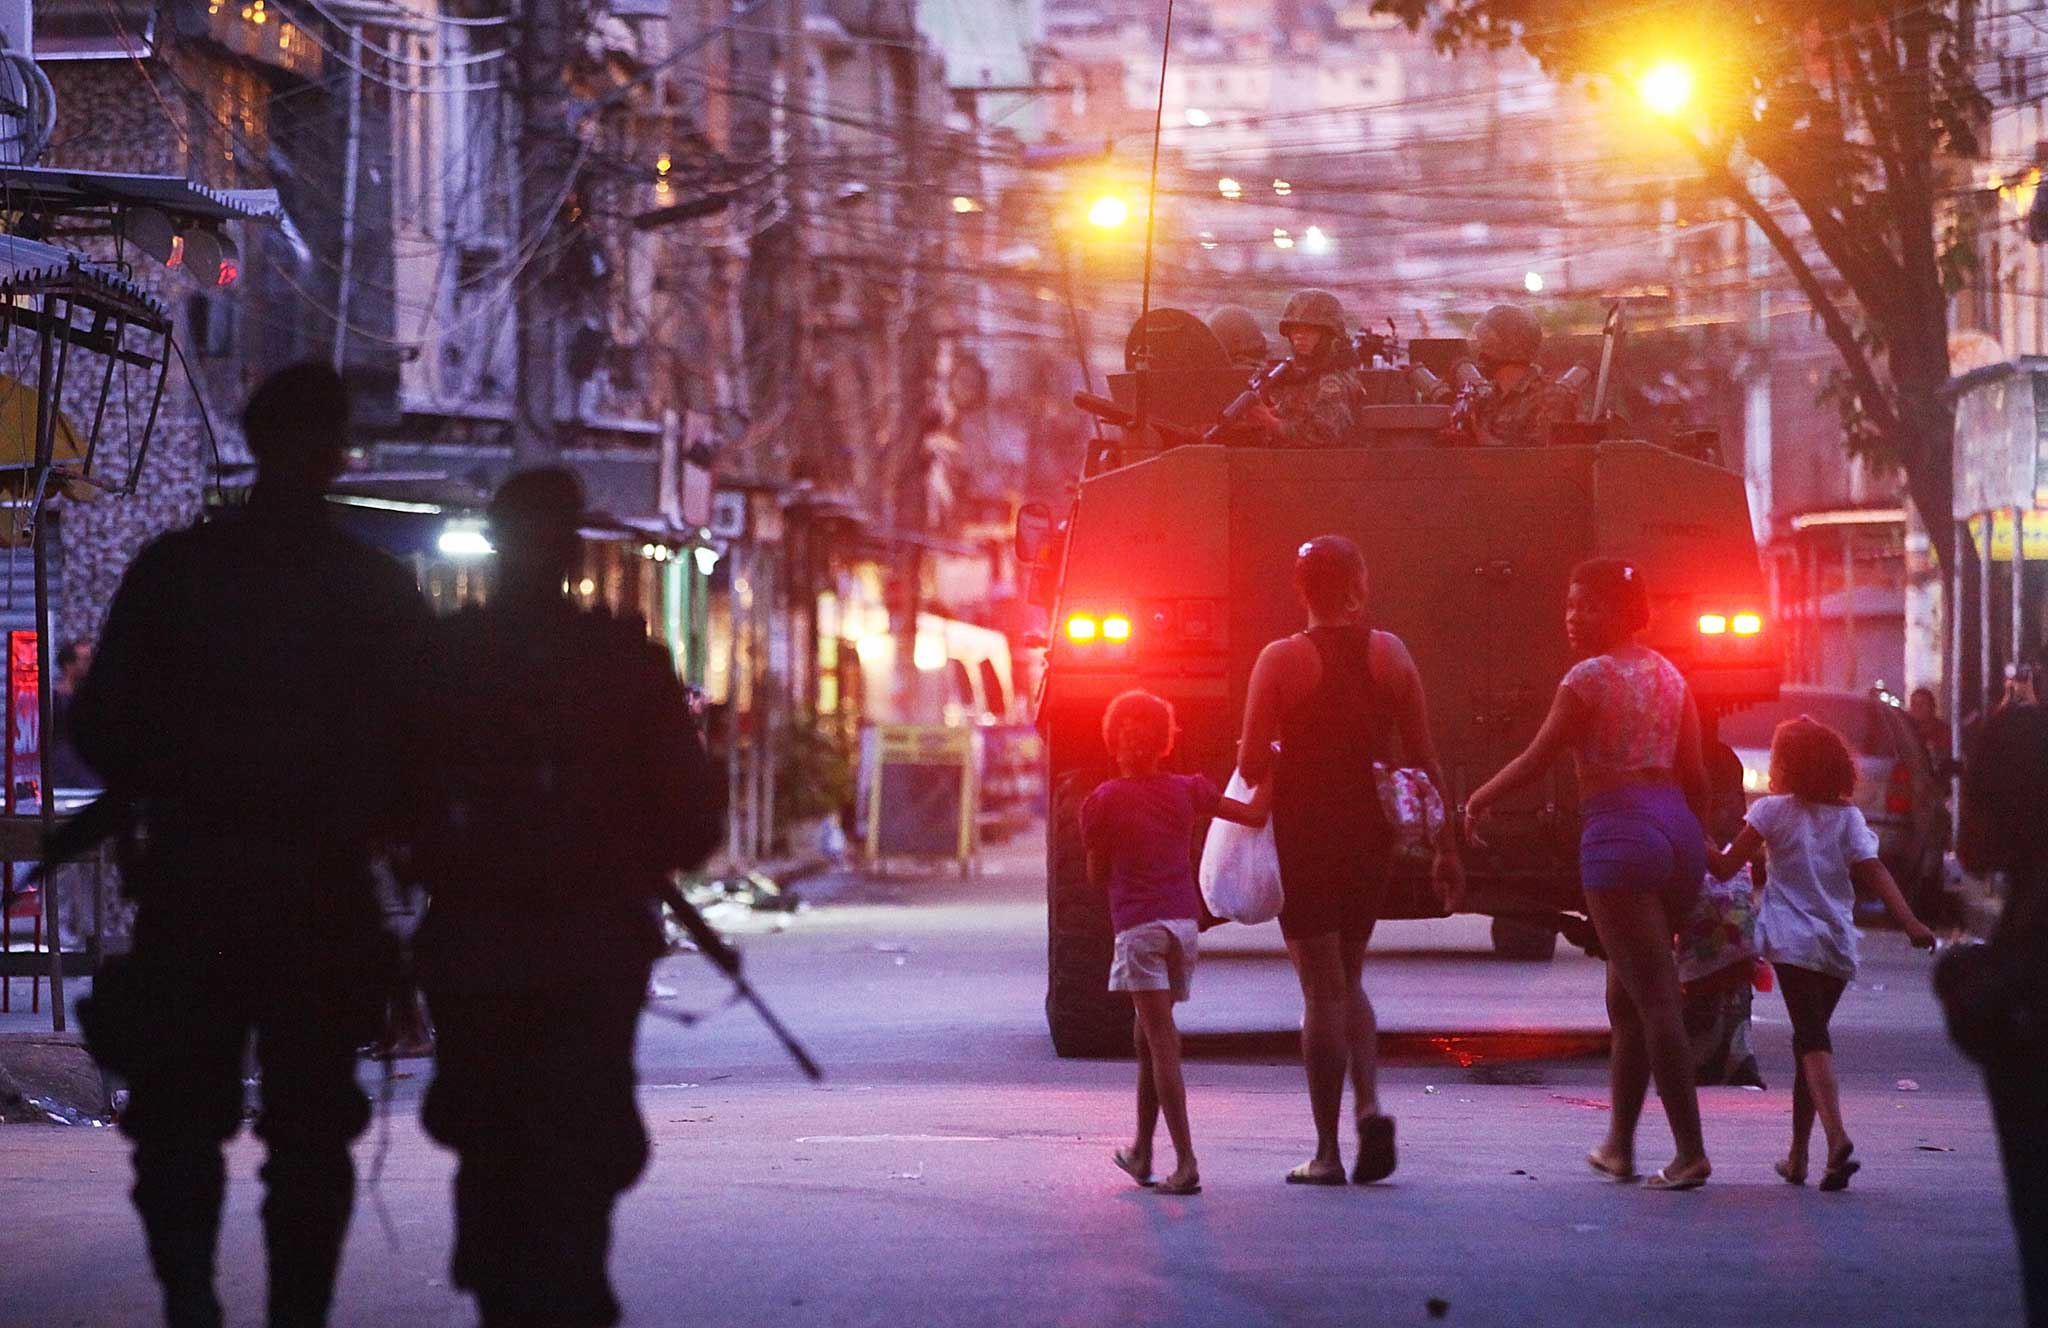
[1710,716,1935,1191]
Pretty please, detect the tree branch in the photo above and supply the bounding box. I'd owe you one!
[1696,147,1899,440]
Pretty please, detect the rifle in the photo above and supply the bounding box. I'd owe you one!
[656,878,824,1080]
[32,796,824,1082]
[1445,362,1493,444]
[1201,358,1301,443]
[1591,303,1624,421]
[1072,356,1304,448]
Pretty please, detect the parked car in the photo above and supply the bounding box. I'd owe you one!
[1716,687,1953,917]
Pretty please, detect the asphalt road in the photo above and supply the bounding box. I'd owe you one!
[0,836,2025,1327]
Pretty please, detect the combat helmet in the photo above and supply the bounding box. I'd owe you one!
[1278,288,1348,341]
[1207,305,1269,368]
[1472,304,1543,368]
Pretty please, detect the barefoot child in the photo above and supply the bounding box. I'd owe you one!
[1083,689,1269,1197]
[1709,716,1937,1191]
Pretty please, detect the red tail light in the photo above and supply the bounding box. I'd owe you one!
[1886,762,1912,816]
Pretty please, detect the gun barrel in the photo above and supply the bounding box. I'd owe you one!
[1073,391,1137,428]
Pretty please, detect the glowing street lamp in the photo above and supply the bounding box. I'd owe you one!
[1218,176,1243,201]
[1636,59,1696,116]
[1524,270,1545,293]
[1087,194,1131,229]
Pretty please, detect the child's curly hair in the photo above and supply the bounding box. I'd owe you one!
[1768,715,1858,804]
[1101,689,1176,761]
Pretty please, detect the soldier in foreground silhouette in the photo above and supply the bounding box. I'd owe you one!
[413,468,723,1328]
[71,363,430,1328]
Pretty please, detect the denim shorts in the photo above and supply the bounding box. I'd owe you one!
[1579,784,1706,902]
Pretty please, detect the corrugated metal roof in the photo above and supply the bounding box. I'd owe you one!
[0,166,282,224]
[0,233,166,320]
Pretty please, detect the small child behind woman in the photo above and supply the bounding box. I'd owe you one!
[1709,715,1936,1191]
[1082,689,1269,1197]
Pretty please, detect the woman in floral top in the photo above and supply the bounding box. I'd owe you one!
[1466,559,1713,1191]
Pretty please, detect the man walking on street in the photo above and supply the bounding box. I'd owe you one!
[413,467,724,1327]
[71,363,430,1328]
[1950,699,2048,1325]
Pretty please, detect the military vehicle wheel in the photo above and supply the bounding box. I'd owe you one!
[1045,771,1132,1057]
[1490,916,1559,961]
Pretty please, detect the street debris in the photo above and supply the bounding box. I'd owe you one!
[1896,1079,1921,1092]
[889,1163,926,1181]
[1427,1297,1450,1319]
[1424,1085,1439,1095]
[22,1095,107,1127]
[1916,1144,1955,1152]
[665,871,804,947]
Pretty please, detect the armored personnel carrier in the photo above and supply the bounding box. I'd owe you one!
[1023,311,1780,1057]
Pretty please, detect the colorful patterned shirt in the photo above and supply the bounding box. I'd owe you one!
[1562,645,1688,779]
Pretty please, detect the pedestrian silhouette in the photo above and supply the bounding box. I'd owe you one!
[70,361,431,1328]
[412,467,723,1328]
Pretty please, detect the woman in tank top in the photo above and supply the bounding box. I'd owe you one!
[1465,558,1713,1191]
[1237,535,1464,1187]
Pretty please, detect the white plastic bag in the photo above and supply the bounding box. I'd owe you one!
[1198,770,1284,925]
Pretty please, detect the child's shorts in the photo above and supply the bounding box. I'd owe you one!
[1110,918,1200,1003]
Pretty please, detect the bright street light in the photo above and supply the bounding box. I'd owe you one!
[1218,177,1242,200]
[1524,270,1545,293]
[1184,107,1211,127]
[1087,195,1131,228]
[1636,59,1695,116]
[1272,228,1295,250]
[1303,226,1332,255]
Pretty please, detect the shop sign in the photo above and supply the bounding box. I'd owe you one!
[6,631,38,812]
[1953,365,2048,514]
[1967,508,2048,562]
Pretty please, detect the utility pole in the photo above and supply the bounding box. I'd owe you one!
[512,0,572,466]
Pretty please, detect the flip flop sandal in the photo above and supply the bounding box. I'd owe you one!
[1645,1168,1709,1192]
[1155,1174,1202,1196]
[1352,1114,1397,1185]
[1586,1150,1639,1183]
[1773,1159,1808,1186]
[1285,1163,1347,1186]
[1819,1144,1860,1192]
[1113,1148,1156,1187]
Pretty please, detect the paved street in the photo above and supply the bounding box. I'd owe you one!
[0,836,2025,1327]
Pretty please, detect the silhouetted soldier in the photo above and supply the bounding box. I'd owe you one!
[70,363,430,1328]
[413,467,723,1328]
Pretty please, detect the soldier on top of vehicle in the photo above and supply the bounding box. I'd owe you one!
[1243,288,1371,449]
[1207,305,1272,372]
[1466,304,1583,447]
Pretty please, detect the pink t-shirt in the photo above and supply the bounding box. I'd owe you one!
[1562,645,1687,778]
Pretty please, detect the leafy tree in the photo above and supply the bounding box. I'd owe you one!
[1376,0,1987,569]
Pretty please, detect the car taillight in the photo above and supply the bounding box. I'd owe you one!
[1698,610,1765,638]
[1886,762,1912,816]
[1065,614,1098,642]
